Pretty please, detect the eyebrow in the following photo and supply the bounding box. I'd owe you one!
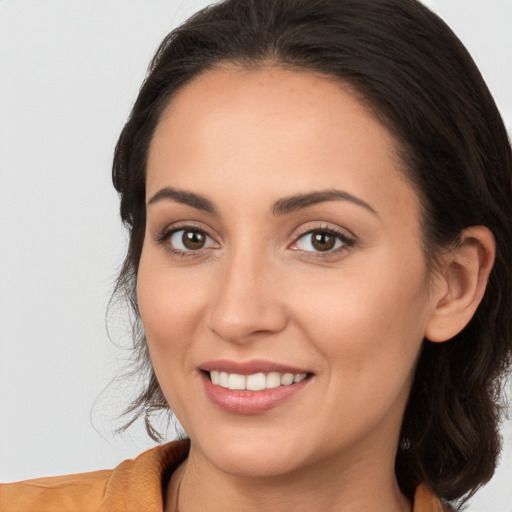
[272,189,378,216]
[147,187,217,214]
[147,186,377,217]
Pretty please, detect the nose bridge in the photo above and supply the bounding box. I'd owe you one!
[206,242,286,342]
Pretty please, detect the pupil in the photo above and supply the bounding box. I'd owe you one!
[312,232,335,251]
[183,230,205,250]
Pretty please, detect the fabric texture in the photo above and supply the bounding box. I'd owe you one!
[1,439,448,512]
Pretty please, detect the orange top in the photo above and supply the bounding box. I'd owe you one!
[0,440,447,512]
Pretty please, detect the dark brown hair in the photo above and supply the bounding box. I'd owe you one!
[112,0,512,505]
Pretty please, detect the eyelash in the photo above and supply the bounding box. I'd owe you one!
[155,224,216,258]
[290,225,356,258]
[155,224,356,259]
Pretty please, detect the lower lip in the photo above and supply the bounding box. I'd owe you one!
[201,373,310,415]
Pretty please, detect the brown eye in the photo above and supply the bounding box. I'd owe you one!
[311,232,336,251]
[182,229,206,250]
[167,228,216,252]
[294,229,350,254]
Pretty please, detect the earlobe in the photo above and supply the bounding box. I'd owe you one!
[425,226,495,343]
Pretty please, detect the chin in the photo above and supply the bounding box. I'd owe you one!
[211,449,306,479]
[192,426,313,478]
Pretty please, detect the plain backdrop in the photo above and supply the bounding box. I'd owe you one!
[0,1,511,510]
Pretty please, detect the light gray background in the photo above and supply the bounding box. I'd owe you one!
[0,1,511,510]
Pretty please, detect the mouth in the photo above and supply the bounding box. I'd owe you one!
[205,370,308,391]
[199,360,313,414]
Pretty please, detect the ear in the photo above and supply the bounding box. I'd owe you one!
[425,226,495,343]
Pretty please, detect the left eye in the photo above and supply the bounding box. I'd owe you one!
[168,228,216,252]
[294,230,346,253]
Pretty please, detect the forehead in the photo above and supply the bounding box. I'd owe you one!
[150,66,398,165]
[147,66,418,223]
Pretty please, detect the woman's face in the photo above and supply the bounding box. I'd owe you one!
[138,67,439,478]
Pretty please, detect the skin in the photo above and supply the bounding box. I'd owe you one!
[137,66,494,511]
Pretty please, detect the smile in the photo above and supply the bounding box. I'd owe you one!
[209,371,308,391]
[200,361,313,414]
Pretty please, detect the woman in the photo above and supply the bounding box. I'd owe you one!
[2,0,511,510]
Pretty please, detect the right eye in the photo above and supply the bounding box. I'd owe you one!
[162,228,218,253]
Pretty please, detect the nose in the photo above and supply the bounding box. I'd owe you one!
[205,249,288,343]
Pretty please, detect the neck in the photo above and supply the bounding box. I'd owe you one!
[167,442,411,512]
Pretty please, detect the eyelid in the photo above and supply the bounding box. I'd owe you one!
[153,220,356,258]
[155,220,217,241]
[171,229,217,251]
[154,221,220,256]
[289,223,357,255]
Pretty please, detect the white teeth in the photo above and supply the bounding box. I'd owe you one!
[209,370,308,390]
[228,373,246,390]
[266,372,282,388]
[219,371,229,387]
[246,373,266,391]
[281,373,294,385]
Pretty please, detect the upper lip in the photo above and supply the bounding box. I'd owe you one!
[200,359,311,375]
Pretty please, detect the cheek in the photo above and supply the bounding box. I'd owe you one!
[137,257,208,425]
[291,250,431,385]
[136,248,204,373]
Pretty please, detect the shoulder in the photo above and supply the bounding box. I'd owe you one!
[0,469,113,512]
[0,439,190,512]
